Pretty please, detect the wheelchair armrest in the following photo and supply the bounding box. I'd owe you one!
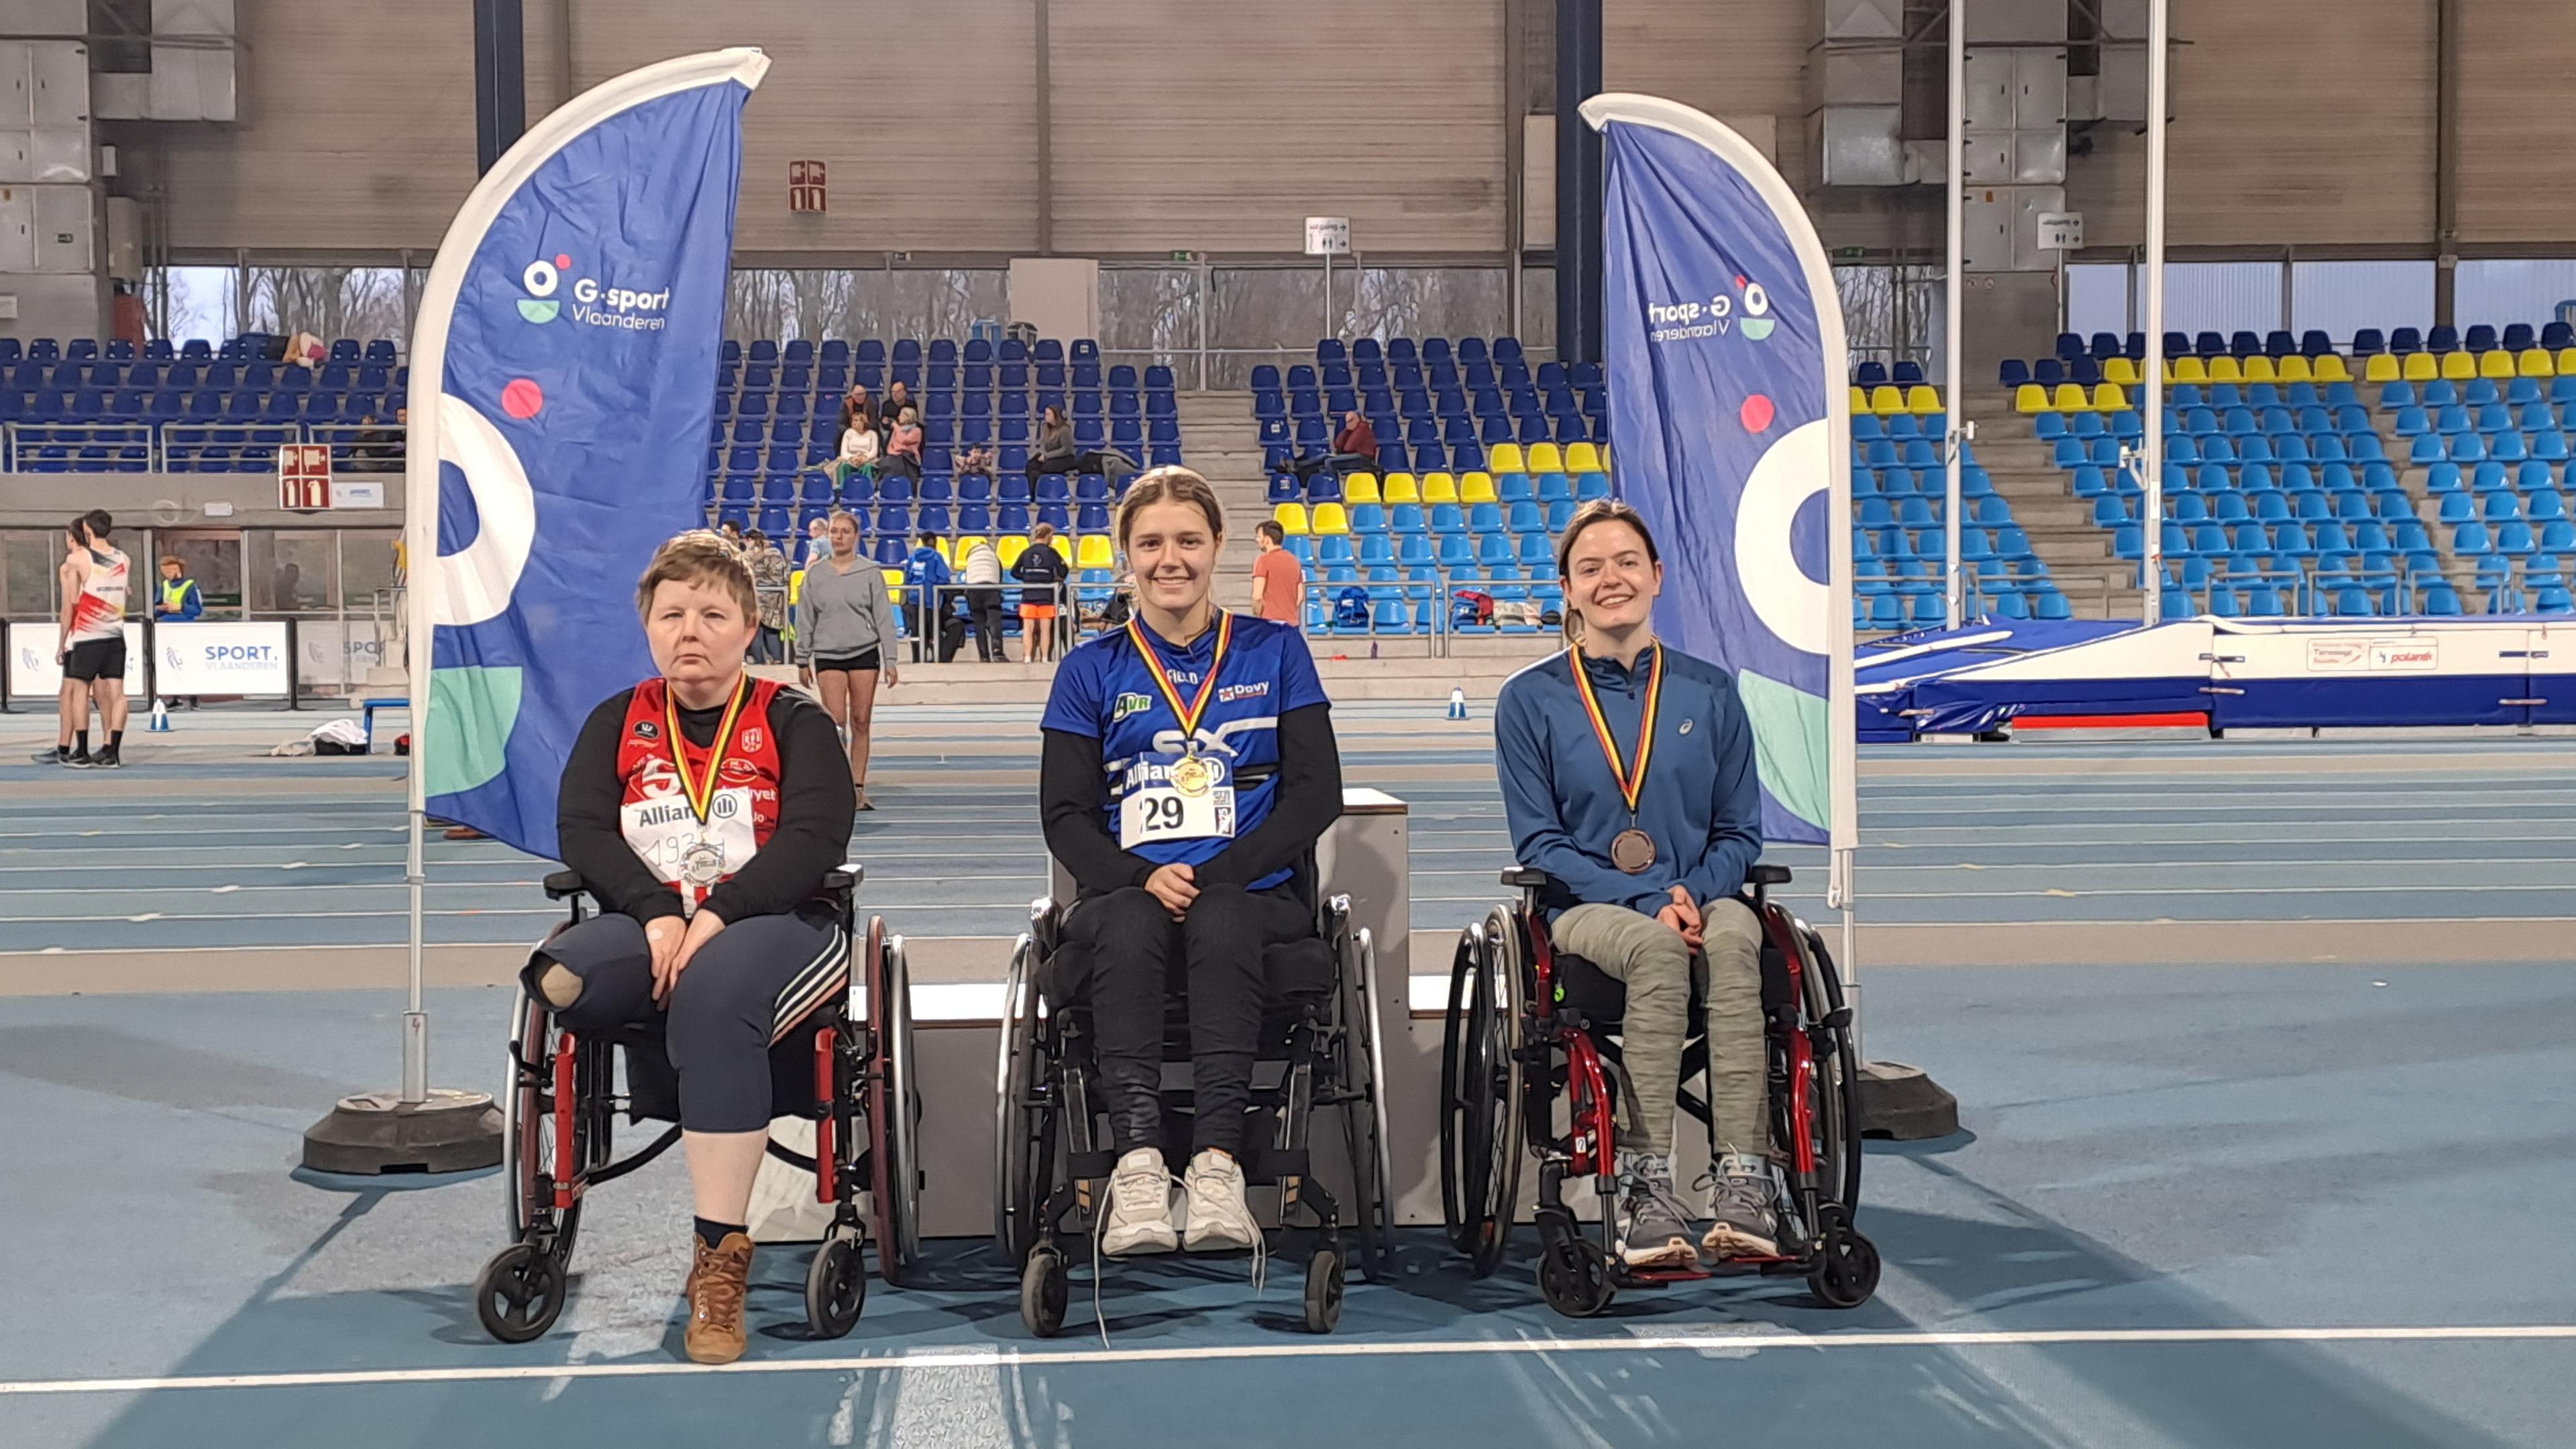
[542,869,587,901]
[823,862,863,896]
[1747,863,1791,887]
[1500,866,1550,891]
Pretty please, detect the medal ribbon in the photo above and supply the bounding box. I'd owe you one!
[1126,610,1232,746]
[662,674,753,825]
[1569,643,1662,814]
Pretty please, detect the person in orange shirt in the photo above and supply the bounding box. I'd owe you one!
[1248,519,1305,626]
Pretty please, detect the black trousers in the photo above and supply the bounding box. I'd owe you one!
[533,910,845,1133]
[1065,882,1313,1156]
[1289,451,1368,480]
[965,586,1004,660]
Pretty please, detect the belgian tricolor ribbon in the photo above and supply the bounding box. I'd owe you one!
[1127,609,1233,748]
[663,674,753,824]
[1568,642,1662,812]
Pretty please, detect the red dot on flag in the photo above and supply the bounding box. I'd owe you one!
[502,378,544,419]
[1739,393,1776,431]
[554,254,572,269]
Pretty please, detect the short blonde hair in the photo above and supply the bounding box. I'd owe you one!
[635,531,758,619]
[1116,466,1226,549]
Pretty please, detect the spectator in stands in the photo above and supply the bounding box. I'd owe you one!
[743,529,790,665]
[880,381,918,441]
[352,409,405,472]
[153,555,203,712]
[1011,522,1069,664]
[955,443,998,482]
[832,406,880,486]
[1250,519,1305,625]
[881,407,924,481]
[958,535,1006,662]
[716,519,747,555]
[902,531,951,664]
[284,331,327,371]
[800,515,831,568]
[111,280,145,350]
[1030,405,1120,485]
[1291,411,1376,480]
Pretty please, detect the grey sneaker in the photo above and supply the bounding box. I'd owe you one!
[1701,1152,1782,1260]
[1100,1146,1177,1256]
[1615,1152,1696,1269]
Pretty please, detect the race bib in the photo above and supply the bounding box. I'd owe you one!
[1118,751,1238,849]
[623,784,760,915]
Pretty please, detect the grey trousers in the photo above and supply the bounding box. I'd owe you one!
[1550,895,1768,1159]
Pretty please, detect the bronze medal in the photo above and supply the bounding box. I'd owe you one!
[1610,827,1657,874]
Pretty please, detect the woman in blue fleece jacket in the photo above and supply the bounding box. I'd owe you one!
[1492,498,1778,1271]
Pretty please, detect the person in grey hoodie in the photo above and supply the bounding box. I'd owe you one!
[796,510,902,810]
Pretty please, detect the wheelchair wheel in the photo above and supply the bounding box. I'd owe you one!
[866,920,924,1285]
[1793,922,1865,1212]
[993,928,1056,1265]
[1440,910,1524,1277]
[1336,914,1399,1284]
[1020,1247,1069,1338]
[1535,1219,1615,1319]
[500,988,598,1265]
[804,1225,868,1338]
[1303,1246,1345,1334]
[1805,1203,1882,1309]
[474,1241,567,1344]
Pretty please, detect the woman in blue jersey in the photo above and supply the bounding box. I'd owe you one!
[1038,468,1344,1258]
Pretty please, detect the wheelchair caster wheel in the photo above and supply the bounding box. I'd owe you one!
[474,1242,568,1344]
[1302,1248,1345,1334]
[1536,1229,1615,1318]
[1020,1248,1069,1338]
[1806,1206,1881,1309]
[805,1228,867,1339]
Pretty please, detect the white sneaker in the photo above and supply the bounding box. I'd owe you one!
[1181,1149,1261,1252]
[1100,1147,1177,1256]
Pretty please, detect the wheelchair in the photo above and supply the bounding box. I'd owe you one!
[992,863,1397,1336]
[471,864,923,1345]
[1438,863,1881,1317]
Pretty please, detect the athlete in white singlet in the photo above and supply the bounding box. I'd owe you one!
[40,510,131,768]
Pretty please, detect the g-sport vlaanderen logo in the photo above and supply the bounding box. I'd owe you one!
[519,254,672,332]
[1644,273,1775,345]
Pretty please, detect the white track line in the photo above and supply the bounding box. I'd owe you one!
[6,1324,2575,1397]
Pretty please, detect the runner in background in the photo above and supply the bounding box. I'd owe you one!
[40,511,130,769]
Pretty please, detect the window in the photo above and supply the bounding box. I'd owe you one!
[2290,261,2432,347]
[2455,260,2576,333]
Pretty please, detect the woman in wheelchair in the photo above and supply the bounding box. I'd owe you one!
[1493,499,1778,1271]
[1037,466,1344,1259]
[531,532,855,1364]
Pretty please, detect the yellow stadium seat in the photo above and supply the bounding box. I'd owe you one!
[1564,441,1603,472]
[2102,357,2138,385]
[2092,382,2128,411]
[1421,471,1459,503]
[1905,385,1941,415]
[2363,353,2400,382]
[1526,442,1565,473]
[932,537,956,564]
[2013,383,2049,414]
[952,536,988,568]
[1849,386,1873,415]
[1487,443,1525,474]
[882,569,908,601]
[2168,356,2206,382]
[2440,350,2476,380]
[1075,535,1114,570]
[2314,354,2352,382]
[2205,357,2243,382]
[1341,472,1379,504]
[2239,356,2275,382]
[2560,347,2576,374]
[2520,348,2557,378]
[997,535,1030,568]
[2050,382,2090,412]
[2401,351,2438,380]
[2479,349,2515,379]
[2273,356,2312,382]
[1309,502,1350,535]
[1460,471,1497,503]
[1868,385,1904,415]
[1272,502,1309,536]
[1381,472,1421,504]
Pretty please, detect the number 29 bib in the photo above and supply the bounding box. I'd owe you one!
[1118,749,1238,848]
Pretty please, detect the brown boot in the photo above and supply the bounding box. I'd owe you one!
[682,1232,755,1364]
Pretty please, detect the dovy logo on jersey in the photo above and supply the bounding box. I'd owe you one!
[1644,272,1774,344]
[520,254,672,331]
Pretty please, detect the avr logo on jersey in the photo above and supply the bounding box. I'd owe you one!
[519,254,672,332]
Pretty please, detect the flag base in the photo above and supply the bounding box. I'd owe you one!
[302,1088,502,1175]
[1856,1061,1960,1140]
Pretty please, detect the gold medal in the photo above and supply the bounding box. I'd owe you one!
[1169,755,1216,798]
[1570,644,1666,874]
[1610,828,1657,874]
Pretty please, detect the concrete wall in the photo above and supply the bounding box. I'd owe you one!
[0,470,403,531]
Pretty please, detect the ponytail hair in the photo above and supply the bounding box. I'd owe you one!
[1552,498,1660,647]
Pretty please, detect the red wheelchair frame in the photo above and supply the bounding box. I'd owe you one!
[1440,863,1880,1316]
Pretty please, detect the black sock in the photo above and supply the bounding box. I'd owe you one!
[694,1216,745,1249]
[107,730,123,753]
[74,731,88,755]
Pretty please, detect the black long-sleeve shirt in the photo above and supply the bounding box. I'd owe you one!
[558,684,854,924]
[1039,702,1343,899]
